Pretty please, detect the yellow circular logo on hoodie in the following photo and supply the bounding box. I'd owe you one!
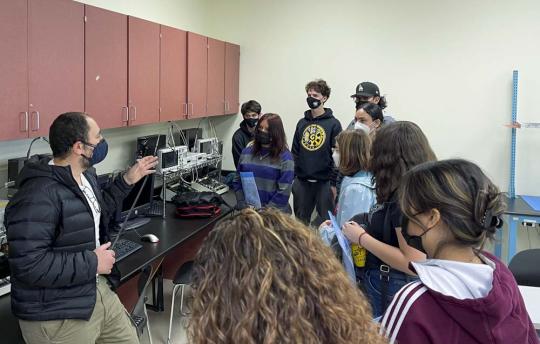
[301,124,326,151]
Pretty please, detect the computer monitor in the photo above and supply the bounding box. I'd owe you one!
[117,174,155,223]
[196,138,219,155]
[182,128,203,151]
[136,135,166,158]
[157,147,179,173]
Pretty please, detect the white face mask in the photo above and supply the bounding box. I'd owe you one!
[354,121,371,134]
[332,151,340,167]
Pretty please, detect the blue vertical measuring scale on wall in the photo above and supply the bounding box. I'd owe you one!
[501,70,540,263]
[500,70,519,260]
[509,70,518,199]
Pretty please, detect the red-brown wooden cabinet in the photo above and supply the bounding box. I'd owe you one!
[28,0,85,137]
[160,25,187,122]
[0,0,29,141]
[207,38,226,117]
[187,32,208,119]
[128,17,160,126]
[85,5,128,129]
[0,2,240,142]
[0,0,85,141]
[225,42,240,115]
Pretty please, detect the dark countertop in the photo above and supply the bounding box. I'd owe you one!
[117,200,233,283]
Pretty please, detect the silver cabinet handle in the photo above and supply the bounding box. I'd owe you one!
[128,105,137,123]
[121,106,129,124]
[30,111,40,131]
[189,103,193,117]
[182,103,188,119]
[19,112,28,132]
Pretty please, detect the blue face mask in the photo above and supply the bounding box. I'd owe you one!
[82,139,108,166]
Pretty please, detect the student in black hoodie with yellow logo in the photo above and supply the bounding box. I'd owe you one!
[292,79,342,227]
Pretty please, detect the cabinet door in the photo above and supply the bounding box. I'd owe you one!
[128,16,160,126]
[85,5,128,129]
[206,38,225,117]
[0,0,29,141]
[160,25,187,122]
[187,32,208,118]
[28,0,85,137]
[225,42,240,115]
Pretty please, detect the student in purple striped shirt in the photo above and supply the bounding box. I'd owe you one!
[380,159,539,344]
[233,113,294,213]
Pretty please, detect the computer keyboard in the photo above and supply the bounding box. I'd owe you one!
[0,276,10,296]
[146,201,164,217]
[113,239,143,263]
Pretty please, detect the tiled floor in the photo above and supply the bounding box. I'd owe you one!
[140,279,190,344]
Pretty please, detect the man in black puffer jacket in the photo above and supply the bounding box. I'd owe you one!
[5,112,157,343]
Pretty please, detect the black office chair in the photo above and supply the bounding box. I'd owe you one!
[167,260,194,344]
[509,249,540,287]
[130,265,154,344]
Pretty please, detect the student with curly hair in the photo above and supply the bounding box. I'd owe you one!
[188,208,386,344]
[381,159,539,344]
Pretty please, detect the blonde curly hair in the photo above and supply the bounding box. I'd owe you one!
[188,208,386,344]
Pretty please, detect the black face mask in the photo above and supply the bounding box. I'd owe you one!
[255,130,271,145]
[401,217,430,254]
[306,96,321,110]
[244,118,258,128]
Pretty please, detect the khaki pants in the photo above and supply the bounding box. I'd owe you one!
[19,276,139,344]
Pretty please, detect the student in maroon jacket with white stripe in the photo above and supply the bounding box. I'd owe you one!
[381,159,539,344]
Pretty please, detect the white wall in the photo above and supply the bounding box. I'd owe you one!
[206,0,540,196]
[0,0,214,198]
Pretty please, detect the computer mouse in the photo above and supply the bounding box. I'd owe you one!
[141,233,159,243]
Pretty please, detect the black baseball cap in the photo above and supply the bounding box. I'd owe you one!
[350,81,380,98]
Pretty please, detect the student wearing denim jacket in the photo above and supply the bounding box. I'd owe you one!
[332,130,376,228]
[319,130,375,280]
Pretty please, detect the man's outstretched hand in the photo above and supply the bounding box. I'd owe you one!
[123,156,158,185]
